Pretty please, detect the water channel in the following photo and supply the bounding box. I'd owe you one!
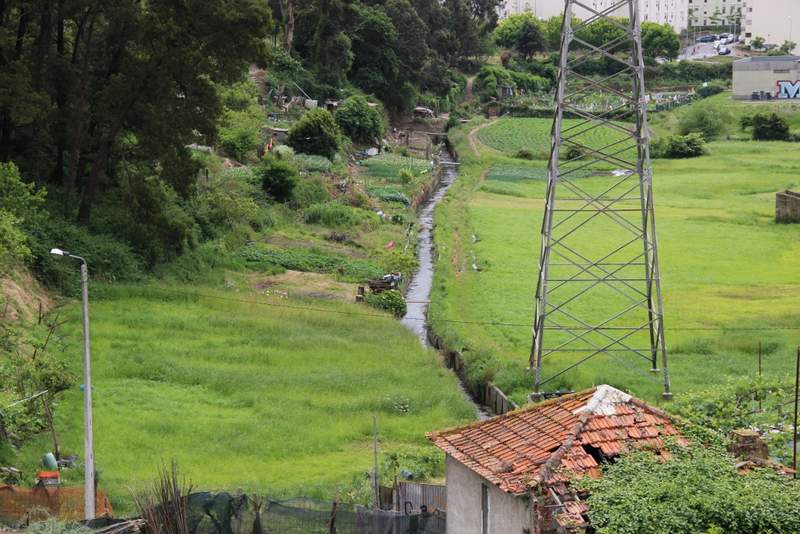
[400,148,490,420]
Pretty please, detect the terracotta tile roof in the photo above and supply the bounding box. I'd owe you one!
[428,385,682,496]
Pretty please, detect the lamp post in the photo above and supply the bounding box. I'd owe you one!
[49,248,95,520]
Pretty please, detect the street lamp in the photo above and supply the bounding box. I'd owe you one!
[49,248,95,520]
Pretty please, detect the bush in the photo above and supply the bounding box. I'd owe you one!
[335,96,385,144]
[294,153,333,172]
[364,290,406,317]
[89,176,198,267]
[515,149,534,160]
[218,107,264,163]
[303,202,376,228]
[678,101,731,140]
[190,174,263,240]
[290,177,331,209]
[651,133,706,159]
[255,154,299,202]
[29,217,143,293]
[697,82,726,99]
[288,108,342,159]
[751,113,791,141]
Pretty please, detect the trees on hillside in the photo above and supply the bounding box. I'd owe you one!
[0,0,271,222]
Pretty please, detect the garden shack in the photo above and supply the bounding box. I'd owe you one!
[776,190,800,223]
[428,385,684,534]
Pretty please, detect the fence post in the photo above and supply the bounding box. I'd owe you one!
[328,501,337,534]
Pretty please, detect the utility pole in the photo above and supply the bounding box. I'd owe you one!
[530,0,671,400]
[50,249,95,519]
[79,259,96,519]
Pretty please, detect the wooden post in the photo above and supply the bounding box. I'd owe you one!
[372,414,380,509]
[327,501,337,534]
[794,346,799,478]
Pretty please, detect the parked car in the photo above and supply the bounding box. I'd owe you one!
[696,35,716,43]
[719,46,732,55]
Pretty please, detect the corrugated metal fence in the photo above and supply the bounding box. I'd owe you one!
[392,483,446,514]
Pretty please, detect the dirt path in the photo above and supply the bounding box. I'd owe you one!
[467,119,497,157]
[465,76,476,102]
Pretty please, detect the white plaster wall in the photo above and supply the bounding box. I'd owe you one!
[445,455,531,534]
[743,0,800,53]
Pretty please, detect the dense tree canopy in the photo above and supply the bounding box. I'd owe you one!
[0,0,271,222]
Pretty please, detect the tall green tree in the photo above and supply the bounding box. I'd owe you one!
[0,0,271,222]
[641,21,680,60]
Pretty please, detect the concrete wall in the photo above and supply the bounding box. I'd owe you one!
[733,58,800,99]
[500,0,688,32]
[689,0,742,27]
[743,0,800,53]
[445,455,531,534]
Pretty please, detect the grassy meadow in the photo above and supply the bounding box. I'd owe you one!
[15,284,474,513]
[431,102,800,406]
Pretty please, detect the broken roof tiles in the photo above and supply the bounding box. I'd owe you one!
[428,385,681,495]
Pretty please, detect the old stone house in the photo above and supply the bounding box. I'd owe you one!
[428,385,685,534]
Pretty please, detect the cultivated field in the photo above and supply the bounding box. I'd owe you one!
[431,109,800,406]
[476,117,634,160]
[16,284,474,512]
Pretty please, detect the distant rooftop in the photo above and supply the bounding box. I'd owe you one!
[735,56,800,63]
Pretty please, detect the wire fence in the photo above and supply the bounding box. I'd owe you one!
[184,494,445,534]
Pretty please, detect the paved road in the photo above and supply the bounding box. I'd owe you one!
[678,42,718,61]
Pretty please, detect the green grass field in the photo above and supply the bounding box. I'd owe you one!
[15,284,474,513]
[431,111,800,406]
[477,117,634,160]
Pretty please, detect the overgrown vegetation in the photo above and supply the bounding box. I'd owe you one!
[583,444,800,533]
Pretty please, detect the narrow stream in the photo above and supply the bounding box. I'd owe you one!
[400,149,458,342]
[401,149,491,420]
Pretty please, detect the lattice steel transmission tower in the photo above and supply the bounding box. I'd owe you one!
[530,0,671,399]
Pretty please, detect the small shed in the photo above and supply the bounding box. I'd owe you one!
[776,190,800,223]
[428,385,684,534]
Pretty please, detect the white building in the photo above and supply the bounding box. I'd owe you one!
[500,0,689,33]
[743,0,800,53]
[688,0,743,28]
[428,386,682,534]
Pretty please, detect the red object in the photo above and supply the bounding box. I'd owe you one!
[385,241,395,250]
[37,471,60,480]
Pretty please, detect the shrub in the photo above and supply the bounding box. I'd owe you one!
[294,153,333,172]
[398,169,414,184]
[290,177,331,209]
[272,144,295,160]
[218,107,264,163]
[303,202,373,228]
[364,290,406,317]
[697,82,726,99]
[190,174,263,240]
[751,113,791,141]
[678,101,731,140]
[335,96,385,144]
[29,216,143,293]
[651,133,706,159]
[288,108,341,159]
[515,149,534,160]
[89,176,197,267]
[255,154,299,202]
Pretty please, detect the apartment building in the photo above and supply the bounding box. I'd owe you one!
[500,0,689,33]
[742,0,799,53]
[687,0,743,28]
